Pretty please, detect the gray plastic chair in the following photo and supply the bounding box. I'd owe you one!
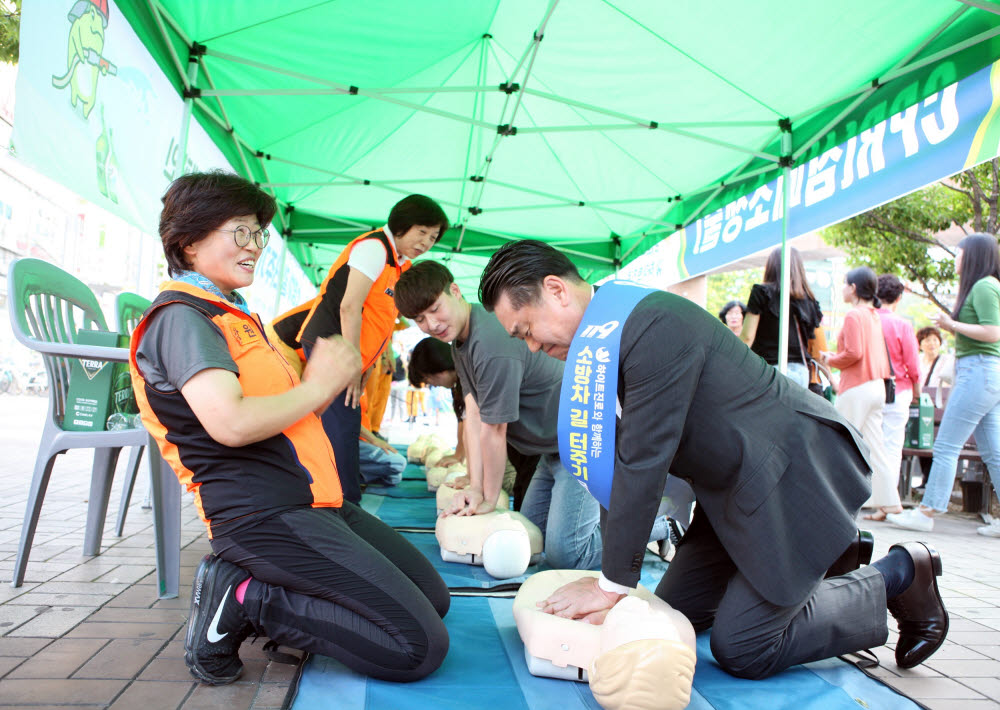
[113,291,152,537]
[8,259,180,598]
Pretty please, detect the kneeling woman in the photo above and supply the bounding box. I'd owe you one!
[130,172,449,685]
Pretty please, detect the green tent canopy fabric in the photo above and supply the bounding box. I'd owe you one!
[115,1,1000,289]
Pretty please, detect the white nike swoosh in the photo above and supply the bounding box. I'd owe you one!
[206,584,232,643]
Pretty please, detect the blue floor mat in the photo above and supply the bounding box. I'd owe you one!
[293,483,922,710]
[294,595,921,710]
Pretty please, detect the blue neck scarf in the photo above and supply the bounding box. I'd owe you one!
[174,271,252,316]
[557,281,656,509]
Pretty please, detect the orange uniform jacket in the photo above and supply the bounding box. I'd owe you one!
[129,282,342,538]
[297,228,410,372]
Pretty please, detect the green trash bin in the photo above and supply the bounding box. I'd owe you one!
[905,392,934,449]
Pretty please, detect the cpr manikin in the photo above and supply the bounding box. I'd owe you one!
[436,476,509,513]
[435,510,542,579]
[513,569,696,710]
[406,433,448,463]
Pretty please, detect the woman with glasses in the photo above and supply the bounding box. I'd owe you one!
[296,194,449,504]
[129,172,449,686]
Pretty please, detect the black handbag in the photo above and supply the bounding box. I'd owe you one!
[882,333,896,404]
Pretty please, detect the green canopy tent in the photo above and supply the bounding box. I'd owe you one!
[86,2,1000,362]
[112,2,1000,279]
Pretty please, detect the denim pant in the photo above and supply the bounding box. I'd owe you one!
[923,354,1000,512]
[772,362,809,389]
[358,440,406,486]
[519,453,602,570]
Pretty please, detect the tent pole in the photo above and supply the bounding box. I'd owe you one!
[777,122,793,375]
[272,235,288,317]
[173,56,200,179]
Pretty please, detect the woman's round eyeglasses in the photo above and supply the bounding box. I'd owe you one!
[216,225,270,249]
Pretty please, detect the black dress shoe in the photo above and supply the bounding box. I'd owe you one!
[825,529,875,578]
[887,542,948,669]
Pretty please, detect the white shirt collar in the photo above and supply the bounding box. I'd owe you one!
[381,224,408,263]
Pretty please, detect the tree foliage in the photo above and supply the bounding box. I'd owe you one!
[706,267,763,321]
[0,0,19,65]
[824,158,1000,311]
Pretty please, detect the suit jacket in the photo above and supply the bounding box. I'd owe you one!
[604,291,872,608]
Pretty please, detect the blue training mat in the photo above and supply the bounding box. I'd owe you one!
[294,465,923,710]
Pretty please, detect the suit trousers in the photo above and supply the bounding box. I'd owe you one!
[656,508,888,680]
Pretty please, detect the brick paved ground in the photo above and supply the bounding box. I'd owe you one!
[0,393,998,709]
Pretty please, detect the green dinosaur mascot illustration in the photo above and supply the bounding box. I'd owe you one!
[52,0,116,119]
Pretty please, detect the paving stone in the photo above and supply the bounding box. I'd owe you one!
[0,677,129,705]
[33,580,130,596]
[140,656,201,682]
[6,606,97,638]
[180,679,257,709]
[956,676,1000,698]
[923,701,1000,710]
[0,655,26,677]
[6,637,106,679]
[98,564,158,585]
[250,682,289,708]
[0,605,39,634]
[75,638,166,679]
[880,676,986,699]
[925,659,1000,677]
[66,621,178,640]
[0,636,51,656]
[107,679,194,710]
[3,591,117,607]
[88,607,187,625]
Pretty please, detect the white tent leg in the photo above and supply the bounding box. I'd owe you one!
[777,125,793,375]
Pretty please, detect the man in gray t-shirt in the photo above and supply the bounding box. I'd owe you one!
[395,262,601,570]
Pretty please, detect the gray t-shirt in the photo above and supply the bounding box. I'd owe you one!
[452,304,563,455]
[135,304,239,391]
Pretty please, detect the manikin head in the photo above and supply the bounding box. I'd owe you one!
[479,240,590,361]
[394,261,471,343]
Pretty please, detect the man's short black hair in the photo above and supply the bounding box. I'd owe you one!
[479,239,583,311]
[394,261,455,318]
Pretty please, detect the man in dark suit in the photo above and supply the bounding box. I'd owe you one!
[478,240,948,680]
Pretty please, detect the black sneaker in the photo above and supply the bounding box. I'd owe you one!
[184,555,254,685]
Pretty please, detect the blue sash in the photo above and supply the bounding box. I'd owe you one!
[557,281,657,509]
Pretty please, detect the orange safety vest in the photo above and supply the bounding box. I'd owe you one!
[129,281,342,538]
[271,297,316,363]
[297,228,410,372]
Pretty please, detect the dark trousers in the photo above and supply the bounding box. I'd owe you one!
[303,340,363,505]
[655,507,888,680]
[211,503,450,682]
[506,444,540,512]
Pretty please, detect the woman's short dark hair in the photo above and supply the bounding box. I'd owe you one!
[718,300,747,322]
[877,274,905,305]
[916,326,942,344]
[387,195,449,243]
[952,233,1000,318]
[846,266,881,308]
[394,261,456,318]
[160,171,277,277]
[479,239,583,311]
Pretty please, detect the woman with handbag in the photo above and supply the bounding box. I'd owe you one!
[741,247,823,388]
[822,267,896,520]
[889,233,1000,533]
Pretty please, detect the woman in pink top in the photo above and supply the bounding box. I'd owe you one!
[822,267,893,518]
[873,274,922,520]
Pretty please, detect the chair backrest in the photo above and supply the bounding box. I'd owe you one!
[115,291,152,335]
[7,258,109,425]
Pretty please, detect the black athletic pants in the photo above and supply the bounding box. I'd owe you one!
[211,502,450,682]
